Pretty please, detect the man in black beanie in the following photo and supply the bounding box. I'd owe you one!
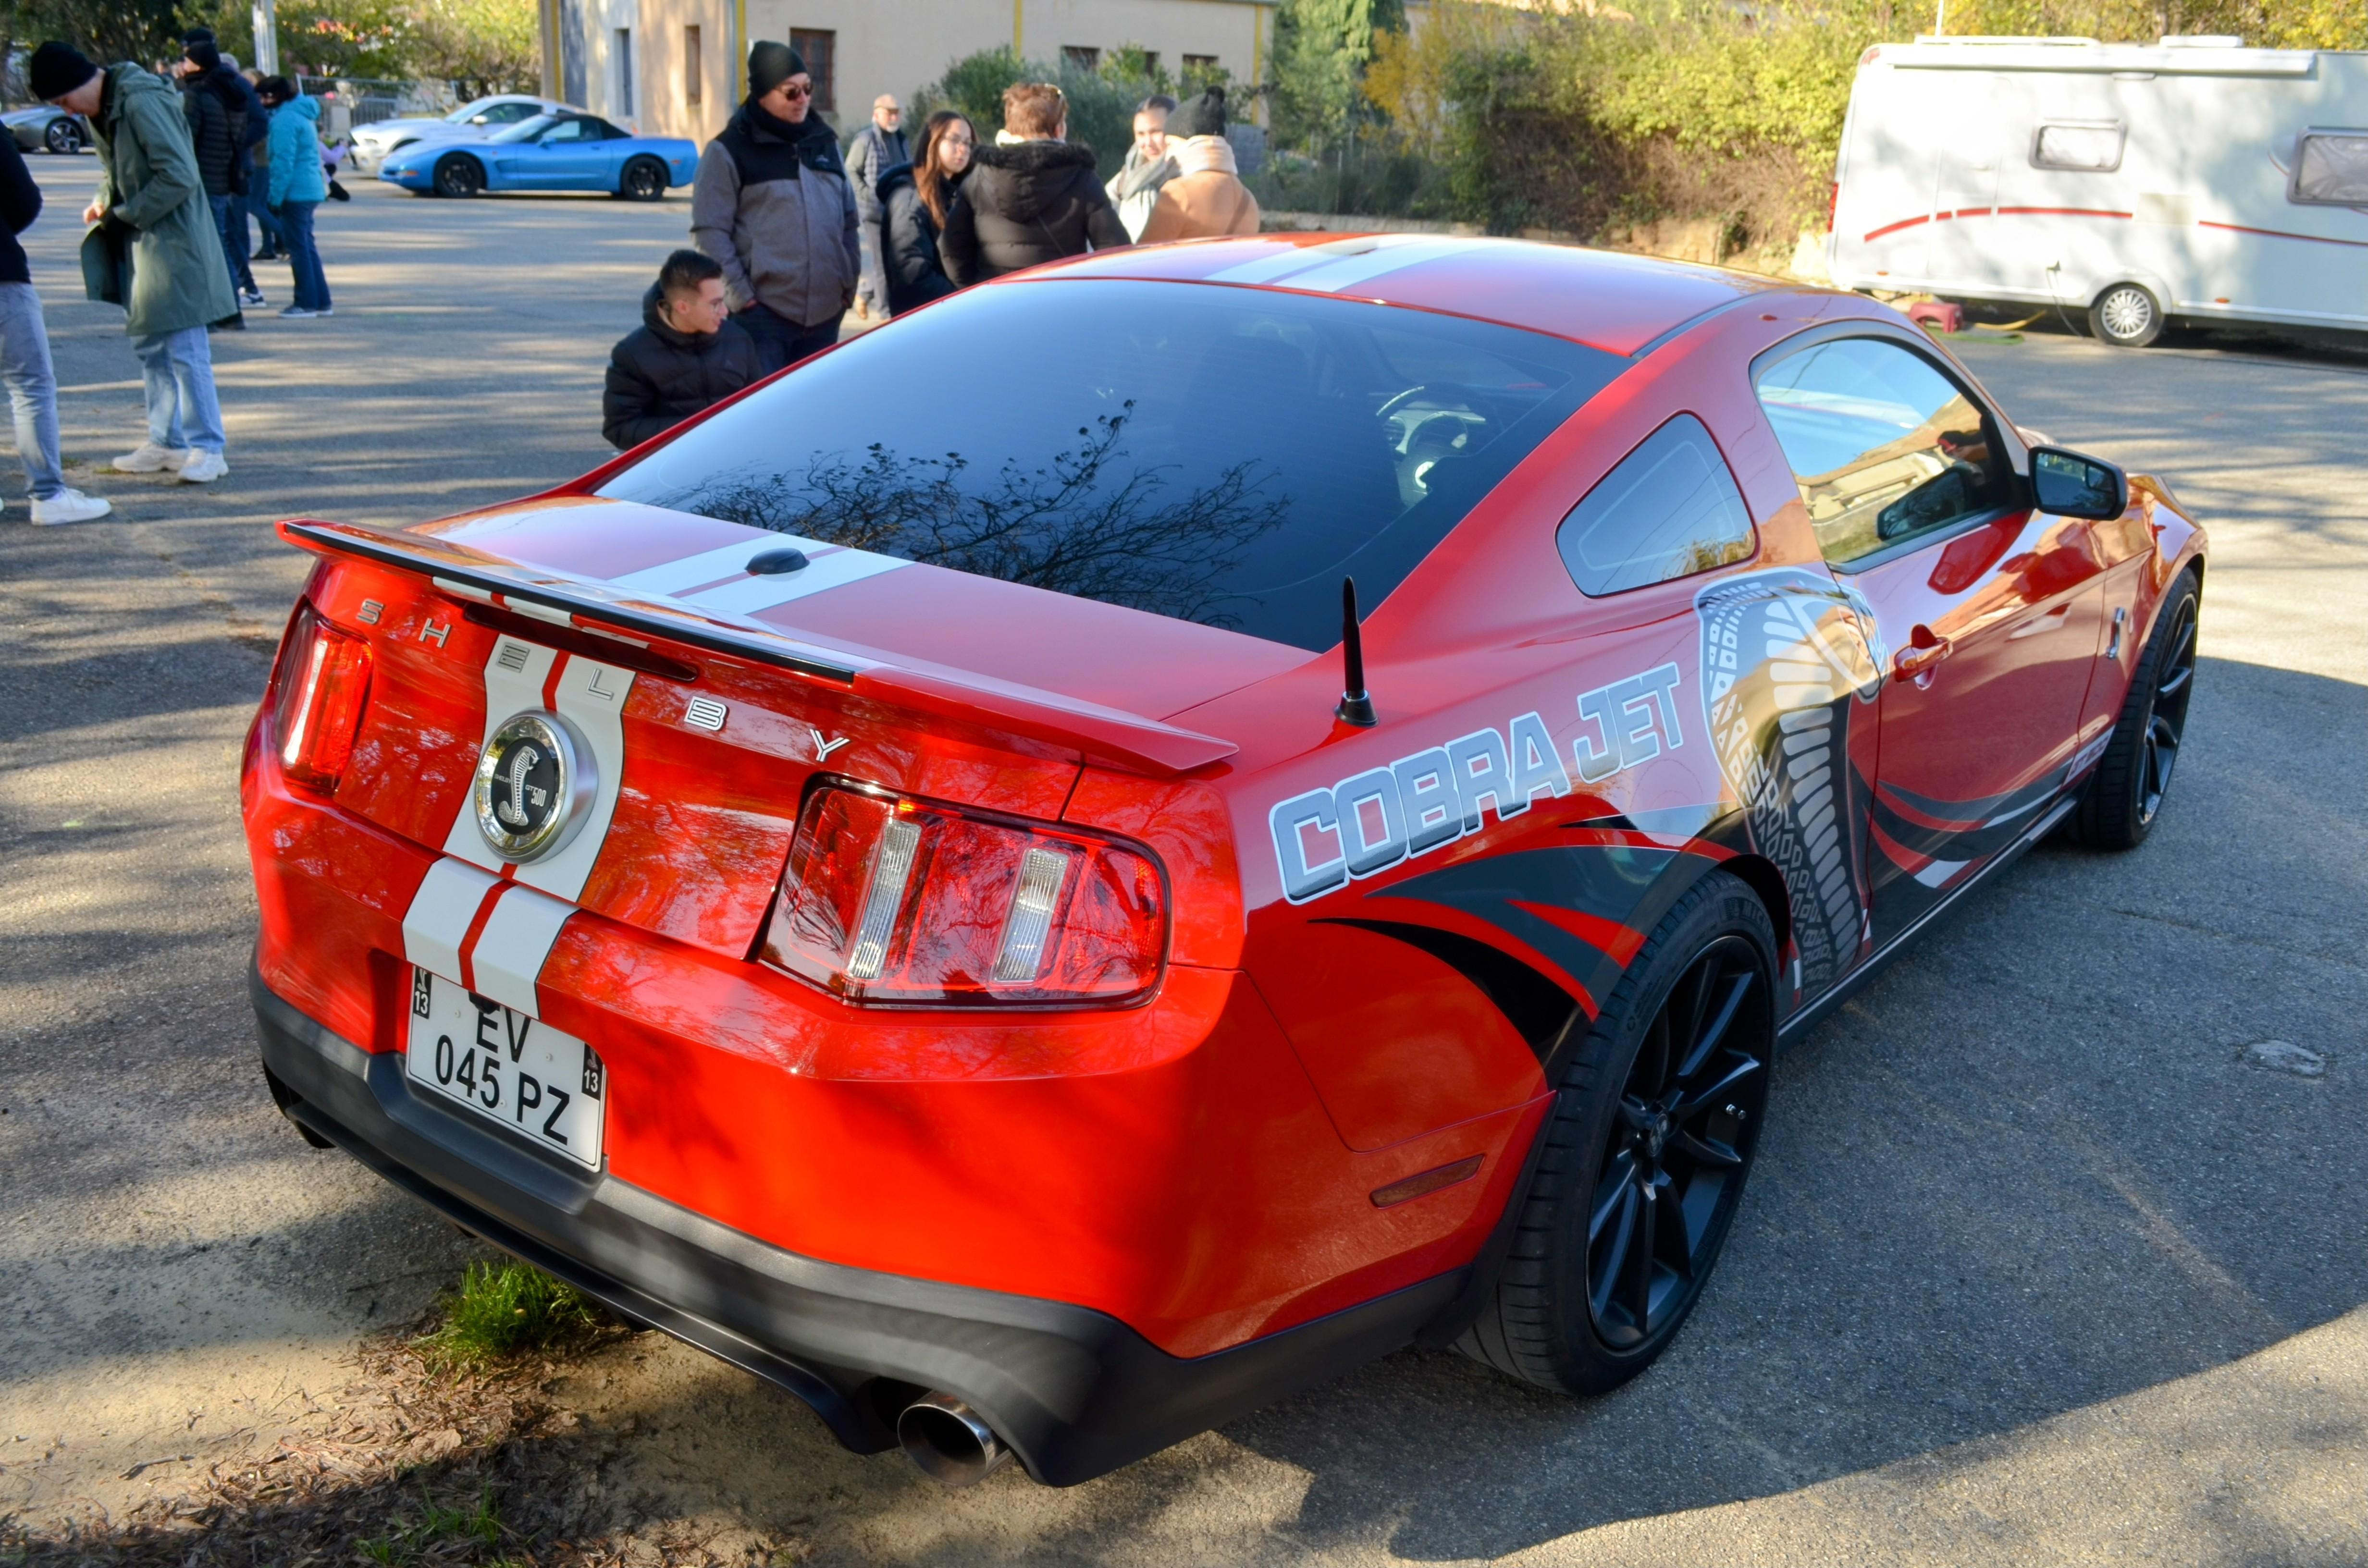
[179,28,269,307]
[33,38,236,481]
[689,40,858,373]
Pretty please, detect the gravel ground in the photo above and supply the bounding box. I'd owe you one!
[1,162,2363,1565]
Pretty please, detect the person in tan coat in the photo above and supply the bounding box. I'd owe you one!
[1138,88,1259,244]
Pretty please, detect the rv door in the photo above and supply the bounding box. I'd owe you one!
[1924,75,2023,294]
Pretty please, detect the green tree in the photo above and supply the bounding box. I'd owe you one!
[1270,0,1402,150]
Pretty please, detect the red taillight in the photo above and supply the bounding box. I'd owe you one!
[1828,178,1841,232]
[760,783,1168,1007]
[271,601,373,793]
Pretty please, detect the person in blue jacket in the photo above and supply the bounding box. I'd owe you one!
[259,78,331,318]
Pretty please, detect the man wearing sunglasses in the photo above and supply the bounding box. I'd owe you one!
[691,41,859,373]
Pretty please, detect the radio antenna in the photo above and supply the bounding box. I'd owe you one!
[1335,576,1377,727]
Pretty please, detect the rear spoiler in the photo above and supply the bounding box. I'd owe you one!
[279,518,1239,778]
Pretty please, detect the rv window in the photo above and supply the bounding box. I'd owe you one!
[2031,122,2125,173]
[1752,337,2014,570]
[2291,132,2368,206]
[1555,415,1756,597]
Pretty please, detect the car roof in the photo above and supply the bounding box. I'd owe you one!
[1029,234,1795,356]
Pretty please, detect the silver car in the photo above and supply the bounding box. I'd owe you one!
[346,95,571,173]
[2,105,92,155]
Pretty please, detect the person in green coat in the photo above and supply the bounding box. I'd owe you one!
[31,42,234,483]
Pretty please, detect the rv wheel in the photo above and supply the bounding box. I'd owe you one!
[2090,283,2164,348]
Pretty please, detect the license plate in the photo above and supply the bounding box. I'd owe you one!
[404,968,605,1169]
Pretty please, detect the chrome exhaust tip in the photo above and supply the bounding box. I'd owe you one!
[896,1393,1013,1487]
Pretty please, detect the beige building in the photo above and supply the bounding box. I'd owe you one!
[538,0,1274,143]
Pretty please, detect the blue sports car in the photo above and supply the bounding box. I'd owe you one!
[379,112,697,201]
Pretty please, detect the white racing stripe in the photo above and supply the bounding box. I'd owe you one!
[1268,236,1476,295]
[682,546,908,615]
[1912,858,1969,889]
[610,539,777,597]
[514,654,636,903]
[402,856,501,982]
[443,634,560,872]
[470,882,578,1016]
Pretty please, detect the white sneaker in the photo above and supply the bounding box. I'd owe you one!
[177,450,229,483]
[29,488,111,525]
[113,441,193,473]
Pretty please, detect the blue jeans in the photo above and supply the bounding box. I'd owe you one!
[246,189,284,256]
[0,282,65,499]
[209,194,256,293]
[129,327,225,454]
[279,201,330,311]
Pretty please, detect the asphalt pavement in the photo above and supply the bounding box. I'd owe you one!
[1,161,2362,1565]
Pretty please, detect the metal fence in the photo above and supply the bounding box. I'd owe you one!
[294,76,464,133]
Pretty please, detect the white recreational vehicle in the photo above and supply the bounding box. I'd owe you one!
[1827,37,2368,345]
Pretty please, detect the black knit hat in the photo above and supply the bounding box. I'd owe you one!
[29,41,99,103]
[747,40,806,100]
[185,37,222,71]
[1167,87,1226,139]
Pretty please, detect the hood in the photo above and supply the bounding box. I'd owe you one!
[284,94,321,124]
[1172,135,1237,178]
[876,159,914,201]
[973,138,1098,217]
[104,61,176,123]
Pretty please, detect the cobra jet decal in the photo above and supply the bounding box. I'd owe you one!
[1270,664,1688,906]
[1695,568,1882,999]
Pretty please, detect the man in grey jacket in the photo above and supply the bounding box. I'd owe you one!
[845,94,905,320]
[691,42,858,374]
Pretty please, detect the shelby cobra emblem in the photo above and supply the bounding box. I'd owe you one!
[473,711,596,862]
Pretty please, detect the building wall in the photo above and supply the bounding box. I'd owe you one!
[591,0,1273,147]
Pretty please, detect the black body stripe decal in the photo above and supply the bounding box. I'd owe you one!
[1317,918,1580,1069]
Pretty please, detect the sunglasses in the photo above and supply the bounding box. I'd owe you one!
[778,80,812,100]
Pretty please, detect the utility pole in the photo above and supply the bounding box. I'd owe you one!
[252,0,280,74]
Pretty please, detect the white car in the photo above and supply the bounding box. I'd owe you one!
[346,95,573,173]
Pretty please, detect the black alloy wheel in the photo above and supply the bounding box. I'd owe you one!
[1457,870,1776,1396]
[45,119,80,155]
[1586,934,1771,1349]
[618,156,666,202]
[2073,569,2200,850]
[433,154,483,198]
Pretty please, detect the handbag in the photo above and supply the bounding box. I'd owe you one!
[79,215,131,308]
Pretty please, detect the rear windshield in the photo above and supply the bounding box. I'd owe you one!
[596,278,1625,650]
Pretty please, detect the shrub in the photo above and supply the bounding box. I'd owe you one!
[415,1259,608,1370]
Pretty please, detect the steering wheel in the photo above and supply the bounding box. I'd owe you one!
[1376,384,1433,422]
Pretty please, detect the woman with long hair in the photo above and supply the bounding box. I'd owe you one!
[876,110,974,314]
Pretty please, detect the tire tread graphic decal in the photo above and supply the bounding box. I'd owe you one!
[1696,569,1882,1000]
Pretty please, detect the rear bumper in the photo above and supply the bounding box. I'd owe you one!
[252,964,1460,1485]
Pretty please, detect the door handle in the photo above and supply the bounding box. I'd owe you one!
[1893,630,1952,683]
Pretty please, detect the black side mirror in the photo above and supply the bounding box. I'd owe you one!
[2029,446,2128,521]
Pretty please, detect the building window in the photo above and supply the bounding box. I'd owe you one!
[1062,45,1100,70]
[791,28,835,114]
[684,25,701,106]
[1182,53,1219,82]
[615,28,633,117]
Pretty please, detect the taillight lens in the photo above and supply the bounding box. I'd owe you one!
[271,601,373,793]
[760,784,1168,1007]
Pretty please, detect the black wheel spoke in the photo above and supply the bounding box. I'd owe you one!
[1625,1182,1658,1325]
[1669,1127,1744,1169]
[1672,1052,1764,1118]
[1655,1170,1694,1282]
[1590,1151,1639,1243]
[1674,969,1752,1083]
[1589,1183,1638,1321]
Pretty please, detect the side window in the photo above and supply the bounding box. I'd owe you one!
[484,103,534,124]
[2291,131,2368,206]
[1555,414,1755,597]
[2031,120,2124,172]
[1753,337,2013,568]
[542,119,592,143]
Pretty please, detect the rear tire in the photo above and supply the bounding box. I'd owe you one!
[1456,870,1776,1395]
[45,120,80,155]
[2072,569,2199,850]
[618,156,666,201]
[433,153,483,198]
[2089,282,2165,348]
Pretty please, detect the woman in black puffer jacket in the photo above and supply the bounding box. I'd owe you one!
[938,83,1127,285]
[602,251,762,450]
[876,110,973,314]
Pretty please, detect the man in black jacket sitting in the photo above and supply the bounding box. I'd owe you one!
[603,249,761,451]
[938,82,1127,285]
